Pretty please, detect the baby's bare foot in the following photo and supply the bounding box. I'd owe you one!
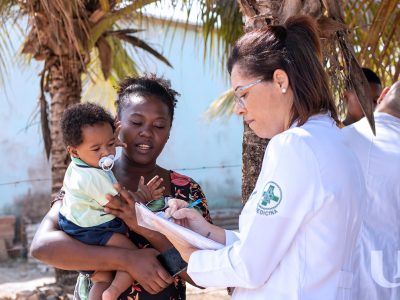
[102,285,121,300]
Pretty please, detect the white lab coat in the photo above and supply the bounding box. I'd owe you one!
[187,114,363,300]
[342,112,400,300]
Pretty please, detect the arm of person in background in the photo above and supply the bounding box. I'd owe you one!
[30,196,173,294]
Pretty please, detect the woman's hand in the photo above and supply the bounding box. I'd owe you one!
[165,199,212,237]
[105,183,139,231]
[165,198,227,246]
[124,248,174,294]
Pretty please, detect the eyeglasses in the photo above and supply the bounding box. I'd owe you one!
[234,79,263,108]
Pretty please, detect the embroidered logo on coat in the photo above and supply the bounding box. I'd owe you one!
[257,181,282,216]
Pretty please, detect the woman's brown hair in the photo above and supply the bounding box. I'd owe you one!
[227,15,338,126]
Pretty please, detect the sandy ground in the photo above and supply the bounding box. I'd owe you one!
[0,259,230,300]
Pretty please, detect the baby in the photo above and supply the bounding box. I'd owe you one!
[58,102,162,300]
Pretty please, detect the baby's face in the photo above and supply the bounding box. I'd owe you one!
[71,122,116,168]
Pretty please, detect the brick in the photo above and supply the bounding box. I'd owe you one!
[0,215,16,245]
[0,215,16,225]
[0,238,8,261]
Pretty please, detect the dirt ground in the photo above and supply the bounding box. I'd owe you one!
[0,259,230,300]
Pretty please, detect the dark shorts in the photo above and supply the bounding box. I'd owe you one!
[59,213,128,276]
[58,213,128,246]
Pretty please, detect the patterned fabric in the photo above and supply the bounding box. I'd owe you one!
[64,170,211,300]
[119,171,211,300]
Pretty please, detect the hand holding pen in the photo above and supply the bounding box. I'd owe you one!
[164,198,203,221]
[186,199,203,209]
[164,198,213,238]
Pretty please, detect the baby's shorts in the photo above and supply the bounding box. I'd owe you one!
[59,213,128,277]
[59,213,128,246]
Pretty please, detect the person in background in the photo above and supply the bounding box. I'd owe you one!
[158,15,364,300]
[343,67,382,126]
[342,81,400,300]
[30,74,212,300]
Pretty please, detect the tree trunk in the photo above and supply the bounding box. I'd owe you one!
[241,124,268,203]
[47,56,82,288]
[237,0,275,203]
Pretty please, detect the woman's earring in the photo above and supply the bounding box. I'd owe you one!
[282,88,287,94]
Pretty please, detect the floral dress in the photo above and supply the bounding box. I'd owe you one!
[72,170,212,300]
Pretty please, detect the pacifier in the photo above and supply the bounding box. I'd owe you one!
[98,154,115,171]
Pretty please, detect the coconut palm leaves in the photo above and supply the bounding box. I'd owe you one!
[203,0,400,123]
[344,0,400,84]
[0,0,172,159]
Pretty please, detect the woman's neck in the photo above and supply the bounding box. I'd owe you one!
[115,153,158,178]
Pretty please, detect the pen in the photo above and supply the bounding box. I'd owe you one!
[162,199,203,220]
[187,199,203,208]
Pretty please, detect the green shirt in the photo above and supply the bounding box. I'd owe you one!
[59,157,118,227]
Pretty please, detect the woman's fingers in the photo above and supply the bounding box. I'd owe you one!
[165,198,188,217]
[172,207,199,220]
[127,248,173,294]
[103,206,120,217]
[105,193,124,210]
[115,184,136,208]
[104,185,139,230]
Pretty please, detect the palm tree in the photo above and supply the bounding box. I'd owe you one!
[201,0,399,203]
[0,0,172,286]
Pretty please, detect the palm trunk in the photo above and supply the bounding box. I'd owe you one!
[48,58,82,196]
[241,125,269,203]
[237,0,274,203]
[47,56,82,288]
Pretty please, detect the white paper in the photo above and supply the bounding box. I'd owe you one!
[135,202,224,250]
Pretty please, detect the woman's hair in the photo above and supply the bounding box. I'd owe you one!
[227,15,338,126]
[61,102,115,147]
[116,74,180,124]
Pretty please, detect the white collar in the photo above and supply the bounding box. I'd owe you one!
[374,112,400,126]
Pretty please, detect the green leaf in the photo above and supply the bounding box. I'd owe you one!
[115,33,172,67]
[203,89,235,121]
[88,0,159,50]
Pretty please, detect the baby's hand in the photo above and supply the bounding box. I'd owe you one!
[136,176,165,202]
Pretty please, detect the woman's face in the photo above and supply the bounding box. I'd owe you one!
[231,65,293,139]
[119,94,171,166]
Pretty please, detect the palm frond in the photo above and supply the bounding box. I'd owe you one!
[206,0,399,120]
[88,0,159,50]
[96,36,113,79]
[344,0,400,85]
[197,0,243,68]
[99,0,110,12]
[82,36,141,111]
[0,1,21,88]
[109,31,172,67]
[203,89,235,121]
[108,36,139,80]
